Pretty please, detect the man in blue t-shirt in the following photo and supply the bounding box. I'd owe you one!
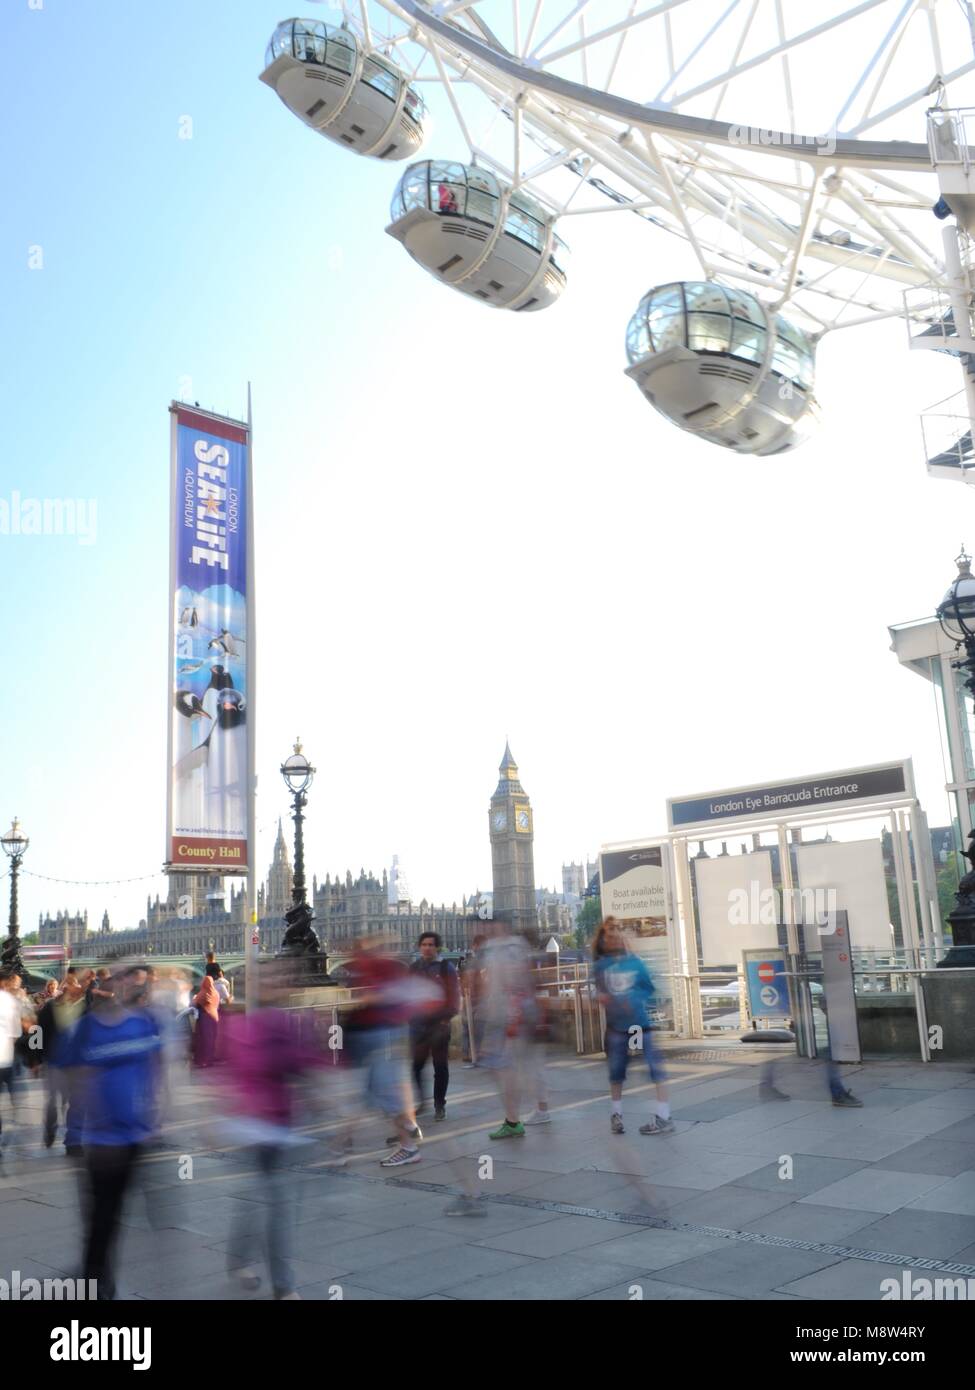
[593,920,673,1137]
[60,963,162,1301]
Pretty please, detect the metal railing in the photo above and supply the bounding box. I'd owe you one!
[903,283,963,350]
[928,108,975,172]
[920,410,975,479]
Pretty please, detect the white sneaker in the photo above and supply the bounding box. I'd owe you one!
[524,1109,552,1125]
[380,1146,421,1167]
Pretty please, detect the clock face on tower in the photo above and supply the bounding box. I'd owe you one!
[516,807,531,832]
[493,810,507,832]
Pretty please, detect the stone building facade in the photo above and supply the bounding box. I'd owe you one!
[38,910,90,948]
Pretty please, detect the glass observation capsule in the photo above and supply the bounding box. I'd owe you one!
[624,281,819,455]
[261,18,425,160]
[387,160,569,311]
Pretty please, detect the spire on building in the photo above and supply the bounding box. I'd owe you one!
[389,855,411,906]
[273,817,290,864]
[495,740,525,796]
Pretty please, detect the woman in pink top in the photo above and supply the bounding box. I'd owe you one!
[192,975,219,1068]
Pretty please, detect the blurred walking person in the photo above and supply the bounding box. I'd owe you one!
[480,917,534,1140]
[0,970,23,1165]
[60,964,163,1300]
[461,935,487,1067]
[593,918,673,1136]
[343,936,426,1167]
[522,957,553,1125]
[37,967,89,1153]
[223,962,326,1300]
[409,933,459,1121]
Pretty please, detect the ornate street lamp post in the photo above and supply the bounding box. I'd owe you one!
[937,550,975,947]
[279,741,324,972]
[1,818,29,977]
[281,740,314,907]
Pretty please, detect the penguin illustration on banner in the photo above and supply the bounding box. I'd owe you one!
[175,691,210,723]
[174,679,247,835]
[208,628,239,657]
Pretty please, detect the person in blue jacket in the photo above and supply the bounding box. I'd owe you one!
[593,918,673,1137]
[59,962,163,1300]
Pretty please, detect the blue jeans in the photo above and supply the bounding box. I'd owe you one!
[227,1143,295,1295]
[345,1027,410,1117]
[604,1026,666,1085]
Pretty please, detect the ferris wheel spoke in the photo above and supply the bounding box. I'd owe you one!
[671,0,891,109]
[535,0,690,69]
[640,129,716,275]
[527,0,596,62]
[708,0,760,121]
[845,168,943,274]
[358,0,373,47]
[523,0,548,56]
[846,56,975,137]
[832,0,912,133]
[654,0,743,106]
[592,0,635,92]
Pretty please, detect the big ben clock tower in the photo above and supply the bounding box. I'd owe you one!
[489,742,537,940]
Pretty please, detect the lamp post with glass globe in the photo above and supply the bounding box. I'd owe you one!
[937,550,975,947]
[1,818,29,977]
[281,740,314,908]
[279,741,324,978]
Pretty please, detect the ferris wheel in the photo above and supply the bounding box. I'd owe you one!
[260,2,975,467]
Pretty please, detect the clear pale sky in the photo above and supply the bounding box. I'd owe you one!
[0,0,965,936]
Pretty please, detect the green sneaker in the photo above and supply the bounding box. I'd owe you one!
[489,1121,526,1140]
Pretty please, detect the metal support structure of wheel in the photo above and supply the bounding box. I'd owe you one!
[291,2,975,472]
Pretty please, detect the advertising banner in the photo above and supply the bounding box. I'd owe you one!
[599,844,673,1025]
[599,845,668,929]
[695,850,778,965]
[166,405,250,872]
[796,839,892,952]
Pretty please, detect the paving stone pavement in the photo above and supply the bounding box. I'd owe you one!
[3,1045,975,1300]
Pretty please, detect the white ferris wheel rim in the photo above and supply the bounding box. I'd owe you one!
[391,0,940,170]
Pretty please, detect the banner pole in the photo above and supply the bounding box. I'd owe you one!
[165,405,178,879]
[245,382,257,1011]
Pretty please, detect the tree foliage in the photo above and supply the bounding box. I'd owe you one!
[573,895,602,949]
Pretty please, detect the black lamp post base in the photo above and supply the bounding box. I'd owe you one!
[0,935,26,981]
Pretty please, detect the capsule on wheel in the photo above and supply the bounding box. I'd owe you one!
[260,18,425,160]
[624,281,819,455]
[386,160,569,311]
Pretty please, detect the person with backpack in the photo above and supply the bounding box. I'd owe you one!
[409,932,460,1121]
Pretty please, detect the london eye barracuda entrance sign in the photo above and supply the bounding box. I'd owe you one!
[667,761,914,832]
[166,404,252,873]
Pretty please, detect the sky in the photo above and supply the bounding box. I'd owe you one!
[0,0,967,937]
